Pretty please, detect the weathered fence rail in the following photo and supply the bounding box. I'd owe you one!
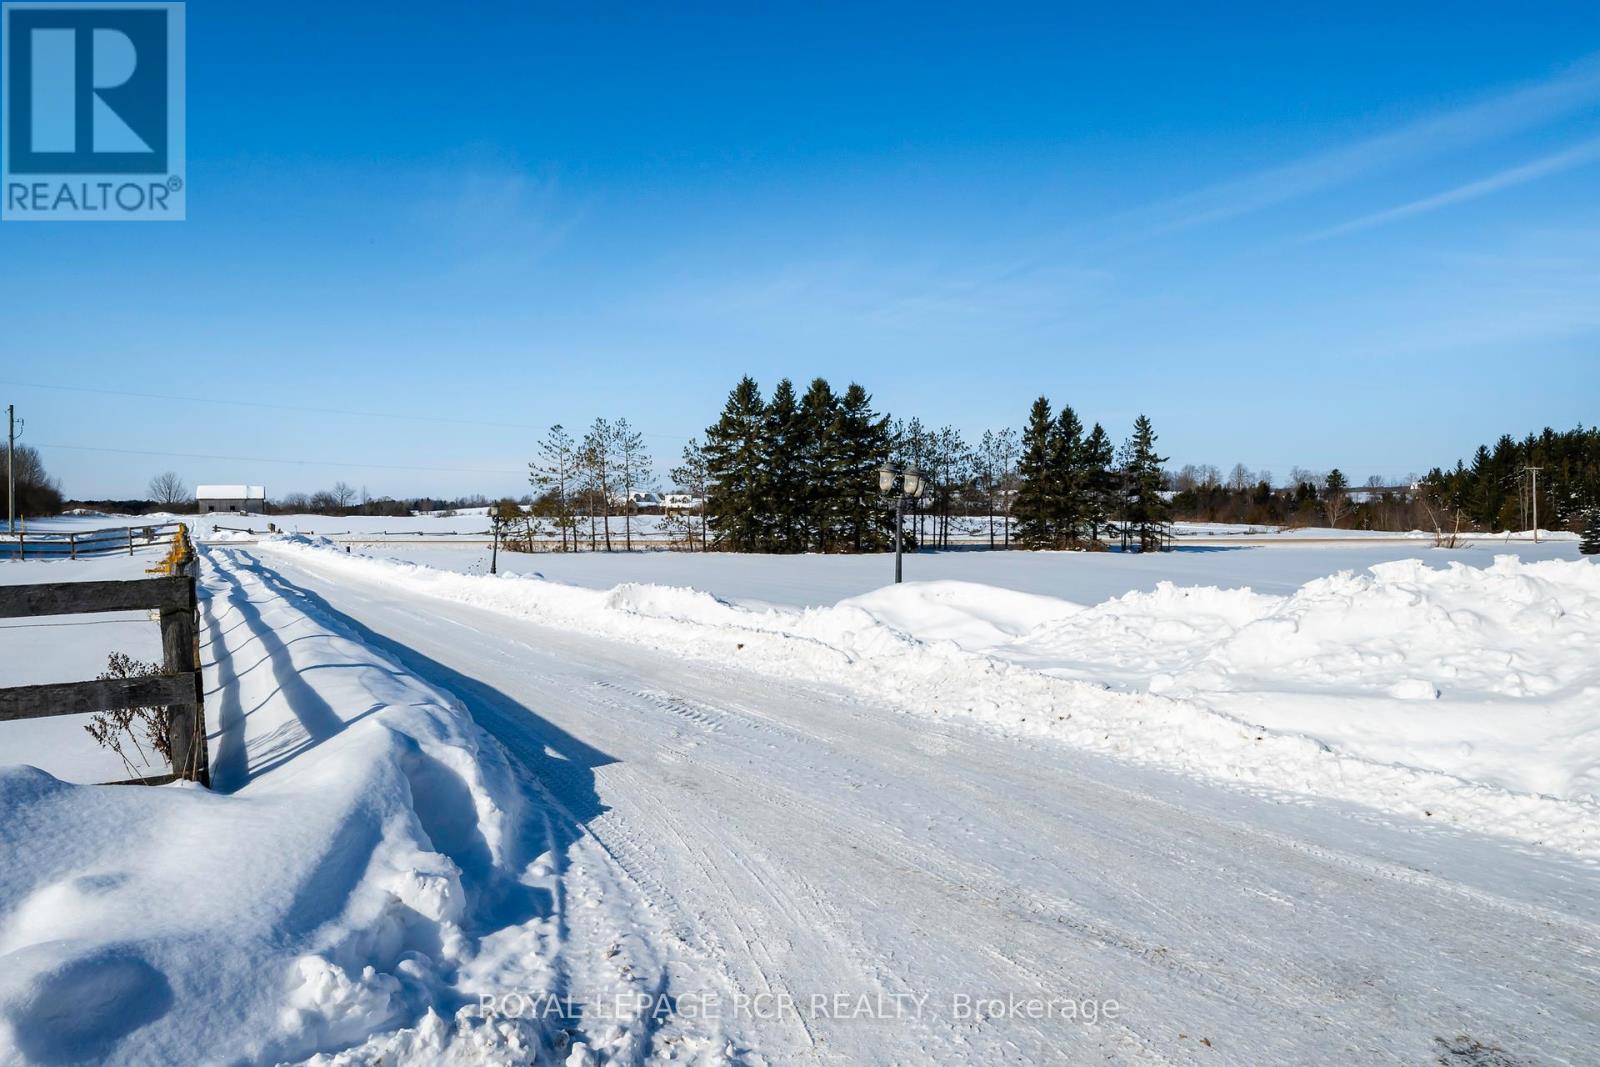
[0,521,183,561]
[0,674,202,722]
[0,535,208,786]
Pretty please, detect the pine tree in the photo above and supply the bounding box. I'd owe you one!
[1015,397,1055,548]
[1049,404,1085,547]
[977,429,1001,548]
[928,425,968,549]
[994,426,1019,547]
[703,377,769,552]
[1323,467,1349,528]
[1122,414,1170,552]
[836,383,892,551]
[1081,422,1115,545]
[614,417,650,552]
[893,416,933,547]
[763,379,803,552]
[530,423,579,552]
[580,417,616,552]
[668,437,710,551]
[1582,510,1600,555]
[798,378,842,551]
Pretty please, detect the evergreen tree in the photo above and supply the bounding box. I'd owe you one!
[1081,422,1115,545]
[1014,397,1055,548]
[703,377,769,552]
[1469,443,1505,529]
[1049,404,1085,546]
[893,416,933,547]
[530,424,579,552]
[1582,510,1600,555]
[580,417,616,552]
[763,379,804,551]
[928,425,968,549]
[836,383,892,551]
[1323,467,1349,528]
[614,417,650,552]
[1122,414,1170,551]
[994,426,1019,547]
[976,429,1001,548]
[668,437,710,552]
[798,378,843,551]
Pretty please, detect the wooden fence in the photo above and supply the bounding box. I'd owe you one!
[0,521,184,561]
[0,539,209,786]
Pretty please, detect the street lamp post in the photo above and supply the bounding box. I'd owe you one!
[878,465,926,584]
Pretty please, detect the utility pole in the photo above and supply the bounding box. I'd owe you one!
[1525,467,1542,543]
[487,508,504,575]
[6,404,15,535]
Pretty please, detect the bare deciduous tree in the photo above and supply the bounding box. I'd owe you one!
[148,471,189,508]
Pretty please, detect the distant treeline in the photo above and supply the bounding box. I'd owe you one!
[1161,426,1600,534]
[1424,427,1600,533]
[6,445,63,517]
[23,401,1600,546]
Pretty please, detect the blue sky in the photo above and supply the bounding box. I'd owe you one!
[3,1,1599,500]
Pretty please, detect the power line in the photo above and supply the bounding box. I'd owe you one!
[0,378,691,440]
[35,441,526,477]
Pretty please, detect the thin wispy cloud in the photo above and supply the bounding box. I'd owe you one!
[410,166,582,271]
[1123,52,1600,239]
[1304,135,1600,241]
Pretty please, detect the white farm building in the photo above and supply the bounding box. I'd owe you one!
[196,485,266,515]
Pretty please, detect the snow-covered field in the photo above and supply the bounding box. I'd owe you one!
[327,536,1582,608]
[2,528,1597,1063]
[20,509,1580,552]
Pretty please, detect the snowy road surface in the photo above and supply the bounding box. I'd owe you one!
[250,547,1600,1065]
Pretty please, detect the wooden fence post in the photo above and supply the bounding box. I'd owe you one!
[128,527,135,556]
[69,533,77,560]
[160,573,208,785]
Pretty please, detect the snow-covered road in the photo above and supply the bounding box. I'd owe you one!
[251,547,1600,1065]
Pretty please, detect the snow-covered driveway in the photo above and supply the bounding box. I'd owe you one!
[248,546,1600,1065]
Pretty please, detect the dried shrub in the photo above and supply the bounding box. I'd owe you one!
[83,652,172,779]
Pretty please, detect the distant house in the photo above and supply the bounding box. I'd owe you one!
[662,493,702,514]
[615,490,664,514]
[196,485,266,515]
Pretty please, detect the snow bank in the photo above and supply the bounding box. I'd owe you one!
[267,540,1600,862]
[0,551,653,1064]
[1005,558,1600,798]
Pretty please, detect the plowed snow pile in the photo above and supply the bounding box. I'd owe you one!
[978,557,1600,799]
[272,541,1600,860]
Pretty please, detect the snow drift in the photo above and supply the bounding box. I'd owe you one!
[268,540,1600,861]
[0,550,675,1065]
